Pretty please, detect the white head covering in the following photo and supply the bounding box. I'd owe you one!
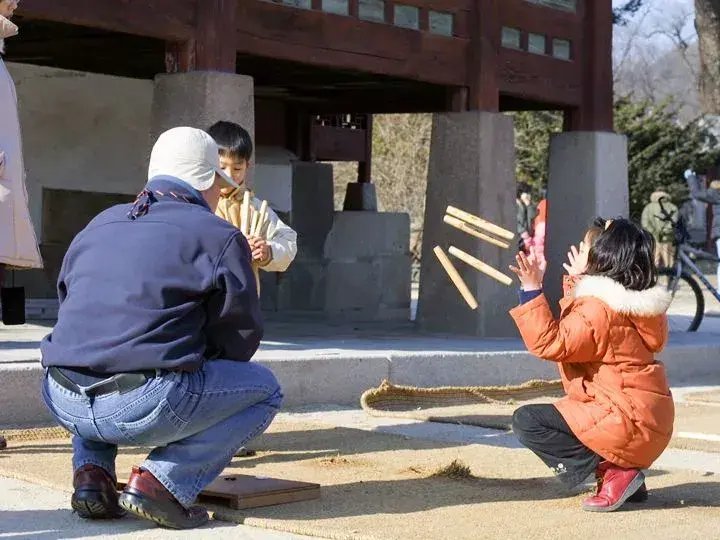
[148,127,240,192]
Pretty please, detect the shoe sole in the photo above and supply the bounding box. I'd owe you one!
[119,492,209,530]
[71,491,126,520]
[581,473,646,513]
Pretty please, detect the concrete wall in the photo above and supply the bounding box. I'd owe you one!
[9,63,152,235]
[8,63,153,296]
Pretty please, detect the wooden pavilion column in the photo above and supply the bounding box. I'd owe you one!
[467,0,499,112]
[563,0,613,132]
[165,0,237,74]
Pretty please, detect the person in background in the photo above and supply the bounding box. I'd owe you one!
[532,188,547,269]
[0,0,43,450]
[516,184,536,254]
[641,190,678,269]
[686,169,720,284]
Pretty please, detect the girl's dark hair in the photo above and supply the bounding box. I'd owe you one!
[584,217,607,246]
[585,218,657,291]
[207,121,253,161]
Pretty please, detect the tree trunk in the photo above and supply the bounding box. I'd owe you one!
[696,0,720,113]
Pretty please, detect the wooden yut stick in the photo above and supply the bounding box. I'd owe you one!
[433,246,479,310]
[443,215,510,249]
[446,206,515,241]
[250,210,259,238]
[240,191,251,236]
[448,246,513,286]
[252,200,269,237]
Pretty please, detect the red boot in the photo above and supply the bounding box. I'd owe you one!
[582,462,645,512]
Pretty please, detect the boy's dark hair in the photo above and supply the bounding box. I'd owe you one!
[207,121,253,161]
[586,219,657,291]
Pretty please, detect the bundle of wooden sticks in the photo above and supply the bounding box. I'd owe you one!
[239,191,271,239]
[433,206,515,310]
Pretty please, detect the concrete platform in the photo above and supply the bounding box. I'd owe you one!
[2,320,720,427]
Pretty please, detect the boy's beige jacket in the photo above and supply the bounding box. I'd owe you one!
[215,189,297,296]
[0,47,43,270]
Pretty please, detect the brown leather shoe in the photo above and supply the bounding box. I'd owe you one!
[119,466,209,529]
[72,464,126,519]
[0,435,6,450]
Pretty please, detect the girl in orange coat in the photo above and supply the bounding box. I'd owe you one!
[509,219,674,513]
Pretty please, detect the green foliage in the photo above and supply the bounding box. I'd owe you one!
[615,97,720,218]
[513,99,720,219]
[513,110,562,193]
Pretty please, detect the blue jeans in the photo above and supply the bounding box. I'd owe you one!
[42,360,282,508]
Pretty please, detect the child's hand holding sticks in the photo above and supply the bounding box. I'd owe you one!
[509,249,545,291]
[247,236,271,266]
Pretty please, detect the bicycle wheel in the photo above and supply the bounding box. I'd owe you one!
[658,268,704,332]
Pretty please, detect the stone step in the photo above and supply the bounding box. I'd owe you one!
[2,325,720,428]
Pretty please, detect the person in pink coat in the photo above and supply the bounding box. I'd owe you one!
[532,195,547,269]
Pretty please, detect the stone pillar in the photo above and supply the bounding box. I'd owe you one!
[417,112,516,337]
[545,132,629,305]
[276,162,336,313]
[150,71,254,165]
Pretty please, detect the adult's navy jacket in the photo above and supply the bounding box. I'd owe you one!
[41,177,262,373]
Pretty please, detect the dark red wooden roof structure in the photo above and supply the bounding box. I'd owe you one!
[7,0,613,172]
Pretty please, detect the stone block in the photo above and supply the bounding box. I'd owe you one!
[545,132,628,306]
[277,259,327,312]
[290,162,335,259]
[343,182,378,211]
[0,366,54,427]
[257,355,391,407]
[150,72,254,155]
[388,350,558,388]
[323,212,411,322]
[417,112,517,337]
[324,212,410,260]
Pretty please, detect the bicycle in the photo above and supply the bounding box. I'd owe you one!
[656,203,720,332]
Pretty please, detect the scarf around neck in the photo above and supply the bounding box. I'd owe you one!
[127,177,210,220]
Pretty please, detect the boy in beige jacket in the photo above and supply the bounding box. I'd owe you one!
[207,122,297,296]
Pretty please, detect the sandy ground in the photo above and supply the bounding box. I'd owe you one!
[3,390,720,540]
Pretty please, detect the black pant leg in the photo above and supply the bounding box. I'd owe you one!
[512,403,601,488]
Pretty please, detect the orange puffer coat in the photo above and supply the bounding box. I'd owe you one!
[510,275,675,469]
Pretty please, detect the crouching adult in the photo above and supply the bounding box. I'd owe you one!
[40,127,282,529]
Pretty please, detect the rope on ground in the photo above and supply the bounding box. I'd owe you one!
[360,379,564,415]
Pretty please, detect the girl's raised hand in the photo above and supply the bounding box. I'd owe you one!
[563,242,588,276]
[509,251,545,291]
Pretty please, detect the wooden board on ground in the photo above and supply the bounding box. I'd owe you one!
[117,474,320,510]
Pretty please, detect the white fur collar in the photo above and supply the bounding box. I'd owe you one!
[574,275,672,316]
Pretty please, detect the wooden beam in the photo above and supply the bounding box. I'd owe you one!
[498,48,582,108]
[17,0,196,41]
[195,0,238,71]
[237,1,468,86]
[467,0,499,111]
[310,125,368,162]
